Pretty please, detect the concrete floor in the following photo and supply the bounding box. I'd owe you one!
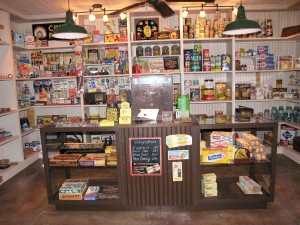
[0,155,299,225]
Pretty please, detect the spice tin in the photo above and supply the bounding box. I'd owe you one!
[215,82,227,100]
[215,110,226,124]
[203,89,215,100]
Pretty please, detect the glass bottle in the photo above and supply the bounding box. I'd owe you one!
[277,106,284,122]
[292,106,299,123]
[286,106,292,122]
[271,107,278,121]
[264,109,270,119]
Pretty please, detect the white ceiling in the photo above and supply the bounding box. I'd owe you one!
[0,0,299,22]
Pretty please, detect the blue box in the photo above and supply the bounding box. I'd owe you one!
[13,32,25,46]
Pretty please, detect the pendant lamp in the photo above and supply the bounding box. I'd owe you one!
[52,0,88,39]
[223,4,261,35]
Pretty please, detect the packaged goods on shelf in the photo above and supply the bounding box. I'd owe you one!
[241,133,260,146]
[280,124,296,146]
[59,179,88,200]
[97,185,119,200]
[239,176,261,192]
[201,146,235,164]
[84,186,100,200]
[49,154,82,167]
[166,134,192,148]
[201,173,218,197]
[202,173,216,183]
[78,153,106,167]
[210,131,234,147]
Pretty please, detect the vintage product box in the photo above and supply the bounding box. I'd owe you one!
[202,173,217,183]
[210,131,235,147]
[13,32,25,46]
[280,124,296,145]
[201,146,235,164]
[257,45,268,54]
[239,176,261,192]
[49,154,82,167]
[201,179,217,190]
[59,179,87,194]
[202,188,218,197]
[84,186,100,200]
[78,153,106,167]
[105,145,117,155]
[166,134,192,148]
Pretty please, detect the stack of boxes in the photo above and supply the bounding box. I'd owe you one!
[105,145,117,167]
[201,173,218,197]
[257,46,275,70]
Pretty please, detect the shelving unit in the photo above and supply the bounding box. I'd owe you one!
[195,118,278,209]
[40,126,123,210]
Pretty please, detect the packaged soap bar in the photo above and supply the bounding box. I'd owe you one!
[203,188,218,197]
[166,134,192,148]
[202,173,216,183]
[201,179,217,190]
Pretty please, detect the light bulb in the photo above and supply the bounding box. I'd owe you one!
[73,13,77,22]
[232,7,238,16]
[103,14,109,22]
[120,12,126,21]
[89,13,96,22]
[199,10,206,18]
[182,10,188,19]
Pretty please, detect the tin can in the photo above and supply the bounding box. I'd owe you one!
[203,89,215,100]
[215,110,226,124]
[215,82,227,100]
[204,79,214,89]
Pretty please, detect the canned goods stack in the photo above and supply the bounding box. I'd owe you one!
[184,47,202,72]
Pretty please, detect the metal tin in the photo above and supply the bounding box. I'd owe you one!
[204,79,214,89]
[215,82,227,100]
[185,18,192,26]
[203,89,215,100]
[215,110,226,124]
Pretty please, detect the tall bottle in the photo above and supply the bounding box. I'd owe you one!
[277,106,284,122]
[271,107,278,121]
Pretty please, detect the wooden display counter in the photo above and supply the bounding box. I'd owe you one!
[40,117,277,210]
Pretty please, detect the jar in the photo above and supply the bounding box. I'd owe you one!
[177,95,190,111]
[264,109,270,119]
[106,102,119,123]
[271,107,278,121]
[277,106,284,122]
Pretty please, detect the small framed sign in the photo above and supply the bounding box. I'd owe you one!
[129,137,162,176]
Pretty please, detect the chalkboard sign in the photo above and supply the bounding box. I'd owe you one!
[129,137,162,176]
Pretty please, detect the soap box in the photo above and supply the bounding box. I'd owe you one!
[202,173,217,183]
[13,32,25,46]
[202,188,218,197]
[84,186,100,200]
[201,179,217,190]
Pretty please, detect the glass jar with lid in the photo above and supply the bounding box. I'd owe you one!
[106,102,119,123]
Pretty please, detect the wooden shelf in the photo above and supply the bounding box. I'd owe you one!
[82,41,129,47]
[13,44,75,51]
[16,76,76,81]
[236,69,296,73]
[286,99,300,104]
[83,74,130,78]
[131,39,180,45]
[183,37,233,43]
[184,71,232,74]
[0,135,19,146]
[21,128,38,137]
[190,100,232,104]
[0,40,9,46]
[0,110,17,117]
[235,99,285,102]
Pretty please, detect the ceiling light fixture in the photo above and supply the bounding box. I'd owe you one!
[182,8,189,19]
[120,12,127,21]
[89,9,96,22]
[52,0,88,39]
[199,4,206,18]
[215,4,221,18]
[223,1,261,35]
[102,9,109,22]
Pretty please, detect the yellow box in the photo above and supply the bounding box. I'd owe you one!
[202,146,235,164]
[166,134,192,148]
[202,189,218,197]
[202,173,217,183]
[119,116,131,125]
[120,108,131,117]
[105,146,117,155]
[201,179,217,190]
